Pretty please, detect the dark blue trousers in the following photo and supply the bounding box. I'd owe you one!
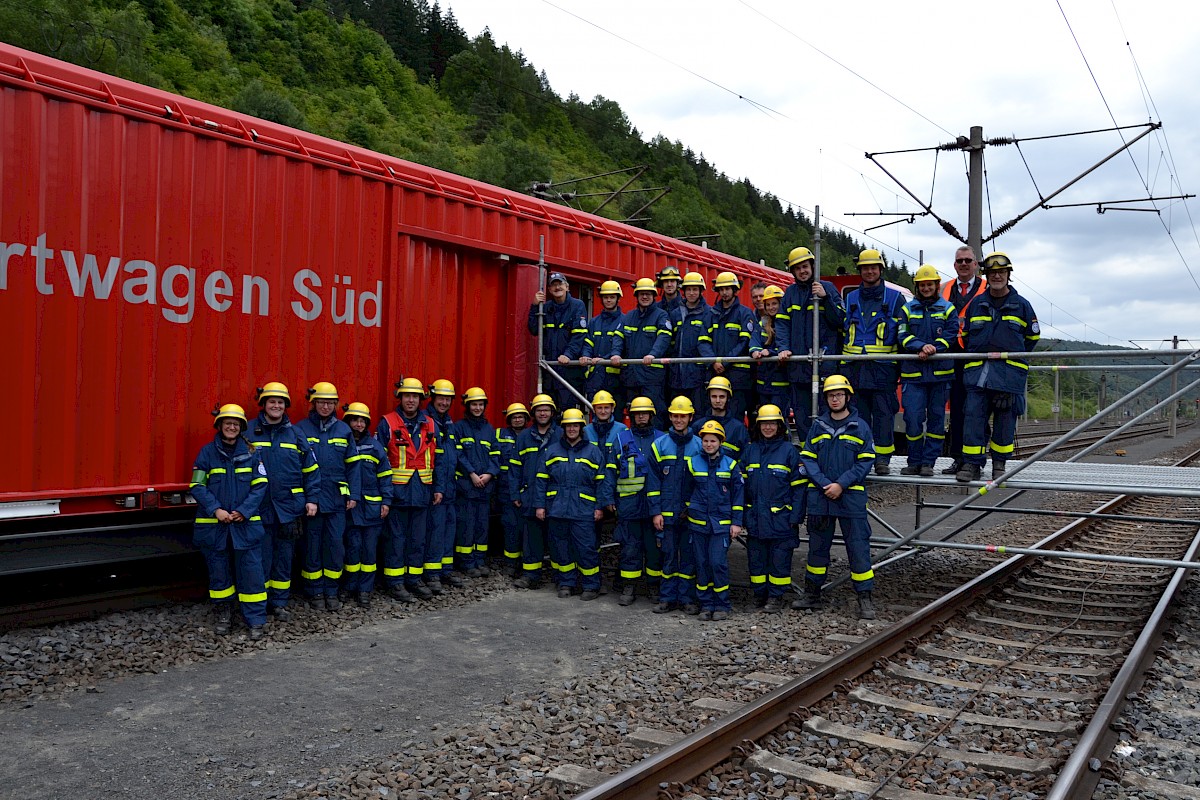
[303,511,345,598]
[657,521,696,605]
[747,537,795,599]
[260,521,295,609]
[615,517,662,590]
[201,542,267,626]
[963,388,1018,466]
[901,382,949,466]
[854,388,898,465]
[382,506,428,589]
[427,498,456,580]
[455,497,489,571]
[548,518,600,590]
[691,531,732,612]
[520,515,548,583]
[805,515,874,592]
[344,522,382,596]
[501,501,522,568]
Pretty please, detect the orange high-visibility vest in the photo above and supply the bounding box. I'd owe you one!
[942,278,986,348]
[384,412,436,485]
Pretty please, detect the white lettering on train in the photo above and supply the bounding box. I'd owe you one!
[0,233,382,328]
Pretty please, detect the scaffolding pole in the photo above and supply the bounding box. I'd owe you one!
[539,360,594,412]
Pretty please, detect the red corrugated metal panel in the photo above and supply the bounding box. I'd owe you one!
[0,43,795,513]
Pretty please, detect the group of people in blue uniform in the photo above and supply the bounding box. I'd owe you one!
[189,246,1037,636]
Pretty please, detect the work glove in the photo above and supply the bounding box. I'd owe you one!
[991,392,1014,411]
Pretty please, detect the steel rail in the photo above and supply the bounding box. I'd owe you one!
[571,490,1143,800]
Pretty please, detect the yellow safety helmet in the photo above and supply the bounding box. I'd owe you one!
[822,374,854,395]
[256,381,291,407]
[981,252,1013,273]
[598,280,623,297]
[787,246,815,268]
[592,390,616,408]
[505,402,529,420]
[913,264,941,284]
[394,377,426,398]
[212,403,248,430]
[628,396,656,415]
[429,378,455,397]
[681,271,706,289]
[342,401,371,421]
[707,375,733,395]
[756,404,785,424]
[307,381,338,401]
[632,277,657,294]
[462,386,488,404]
[762,285,785,302]
[857,249,885,268]
[667,396,696,416]
[697,420,726,440]
[530,393,557,411]
[560,408,587,425]
[712,271,740,290]
[656,265,682,283]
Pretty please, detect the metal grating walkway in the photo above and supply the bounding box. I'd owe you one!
[869,457,1200,499]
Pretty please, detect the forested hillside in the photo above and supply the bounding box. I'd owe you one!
[0,0,911,283]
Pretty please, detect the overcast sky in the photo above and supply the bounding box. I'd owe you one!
[444,0,1199,349]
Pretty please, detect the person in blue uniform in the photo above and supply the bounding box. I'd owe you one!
[512,394,560,589]
[898,265,959,477]
[707,271,761,422]
[574,281,626,412]
[532,408,614,600]
[792,374,879,620]
[189,403,269,639]
[611,396,662,606]
[610,277,673,427]
[375,378,449,603]
[957,252,1040,483]
[775,246,845,434]
[250,382,319,622]
[655,265,684,316]
[742,404,807,613]
[453,386,500,578]
[426,378,460,592]
[530,272,588,410]
[667,271,715,414]
[496,402,529,578]
[649,396,703,616]
[342,402,392,607]
[673,420,744,621]
[692,376,749,460]
[750,285,790,428]
[840,249,904,475]
[295,382,355,611]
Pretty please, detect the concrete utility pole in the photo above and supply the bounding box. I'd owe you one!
[966,125,983,259]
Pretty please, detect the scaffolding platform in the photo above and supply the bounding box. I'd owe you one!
[869,456,1200,500]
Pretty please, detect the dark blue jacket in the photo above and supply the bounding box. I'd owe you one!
[427,405,461,502]
[515,423,561,518]
[691,412,749,459]
[585,417,627,493]
[656,293,683,317]
[675,451,744,537]
[532,436,615,521]
[648,428,703,523]
[751,316,788,395]
[528,295,588,360]
[668,299,715,390]
[841,284,905,390]
[375,408,451,508]
[800,410,875,519]
[189,435,268,550]
[742,435,807,538]
[962,288,1040,395]
[574,307,625,392]
[775,279,844,381]
[707,296,760,389]
[899,295,958,384]
[250,412,320,525]
[611,304,673,387]
[612,424,662,519]
[347,431,393,527]
[295,412,354,512]
[453,414,500,500]
[496,424,523,505]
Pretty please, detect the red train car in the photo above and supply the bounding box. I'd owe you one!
[0,43,791,526]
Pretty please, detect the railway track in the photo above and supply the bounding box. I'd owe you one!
[1013,420,1190,459]
[564,448,1200,800]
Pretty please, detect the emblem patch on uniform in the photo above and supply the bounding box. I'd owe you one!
[662,465,671,475]
[745,321,754,330]
[258,462,267,475]
[1031,320,1040,334]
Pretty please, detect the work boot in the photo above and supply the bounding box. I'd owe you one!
[512,575,534,589]
[681,603,700,616]
[557,586,573,599]
[791,580,823,610]
[465,567,482,578]
[248,625,265,642]
[956,463,981,483]
[411,583,433,600]
[762,597,782,614]
[941,459,963,475]
[618,586,636,606]
[356,592,372,608]
[388,585,414,603]
[900,464,922,476]
[308,596,327,611]
[213,603,233,635]
[857,591,877,620]
[874,462,891,476]
[580,590,599,602]
[326,596,342,611]
[753,593,767,608]
[503,564,518,579]
[697,610,713,621]
[425,577,444,595]
[920,465,935,477]
[270,606,292,623]
[652,601,676,614]
[445,573,466,588]
[477,564,492,577]
[711,610,729,621]
[990,461,1008,481]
